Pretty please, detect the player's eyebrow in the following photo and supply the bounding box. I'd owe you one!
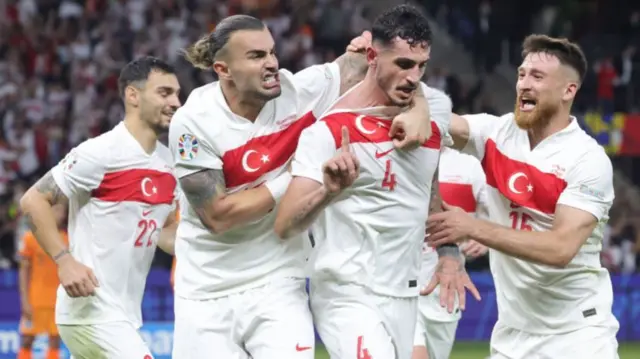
[246,49,265,56]
[157,86,180,94]
[517,66,547,76]
[395,57,425,68]
[245,48,275,58]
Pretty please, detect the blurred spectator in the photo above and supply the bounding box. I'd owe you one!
[426,67,448,93]
[613,44,636,112]
[595,56,617,114]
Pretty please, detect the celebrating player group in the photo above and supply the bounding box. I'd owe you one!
[18,3,619,359]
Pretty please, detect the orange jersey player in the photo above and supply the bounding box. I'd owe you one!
[170,257,177,289]
[18,204,68,359]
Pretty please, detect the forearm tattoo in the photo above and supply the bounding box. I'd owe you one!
[429,166,442,214]
[336,52,368,94]
[25,171,69,233]
[34,171,68,206]
[179,169,226,226]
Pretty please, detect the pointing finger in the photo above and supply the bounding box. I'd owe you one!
[341,126,351,153]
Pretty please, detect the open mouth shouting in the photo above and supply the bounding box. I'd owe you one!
[519,96,537,112]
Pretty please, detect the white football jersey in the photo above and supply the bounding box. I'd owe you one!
[463,112,617,334]
[52,122,178,328]
[420,147,487,321]
[169,63,341,299]
[293,86,452,298]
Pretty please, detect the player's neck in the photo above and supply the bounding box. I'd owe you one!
[220,82,265,122]
[123,116,158,154]
[336,73,390,109]
[526,108,572,149]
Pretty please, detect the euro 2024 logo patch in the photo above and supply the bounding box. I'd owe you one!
[178,133,199,160]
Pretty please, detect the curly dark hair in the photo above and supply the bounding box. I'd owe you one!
[371,5,432,47]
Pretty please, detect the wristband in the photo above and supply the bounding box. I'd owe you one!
[53,249,70,262]
[265,172,292,204]
[435,244,460,258]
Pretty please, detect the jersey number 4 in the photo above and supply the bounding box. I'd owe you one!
[134,219,157,247]
[382,159,397,191]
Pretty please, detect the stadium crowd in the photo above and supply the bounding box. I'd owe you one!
[1,0,639,272]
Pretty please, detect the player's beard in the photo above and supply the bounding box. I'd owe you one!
[141,104,171,136]
[253,84,281,102]
[514,96,556,130]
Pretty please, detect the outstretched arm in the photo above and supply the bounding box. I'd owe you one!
[468,205,597,268]
[449,113,471,151]
[179,169,289,234]
[428,150,613,268]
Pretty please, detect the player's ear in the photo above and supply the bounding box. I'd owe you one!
[213,60,231,80]
[366,46,378,67]
[124,85,141,108]
[562,82,578,102]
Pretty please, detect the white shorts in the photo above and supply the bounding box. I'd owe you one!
[490,322,619,359]
[310,280,417,359]
[172,278,315,359]
[412,285,460,359]
[58,322,152,358]
[413,317,458,359]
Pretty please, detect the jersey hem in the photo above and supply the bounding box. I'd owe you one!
[175,269,306,300]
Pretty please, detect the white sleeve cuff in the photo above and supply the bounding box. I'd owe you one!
[50,166,74,198]
[266,172,292,204]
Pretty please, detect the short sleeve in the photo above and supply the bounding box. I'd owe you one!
[18,232,35,260]
[557,149,614,221]
[291,123,337,184]
[423,84,453,147]
[168,108,223,178]
[293,63,341,118]
[469,158,489,220]
[461,113,503,161]
[51,139,106,197]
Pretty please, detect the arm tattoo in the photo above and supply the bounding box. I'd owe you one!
[288,191,334,233]
[24,213,38,233]
[34,171,68,206]
[435,246,464,276]
[429,166,442,214]
[335,52,368,94]
[179,169,226,226]
[436,245,461,258]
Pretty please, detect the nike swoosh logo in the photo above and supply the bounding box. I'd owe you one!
[295,344,312,352]
[142,210,152,216]
[375,148,394,158]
